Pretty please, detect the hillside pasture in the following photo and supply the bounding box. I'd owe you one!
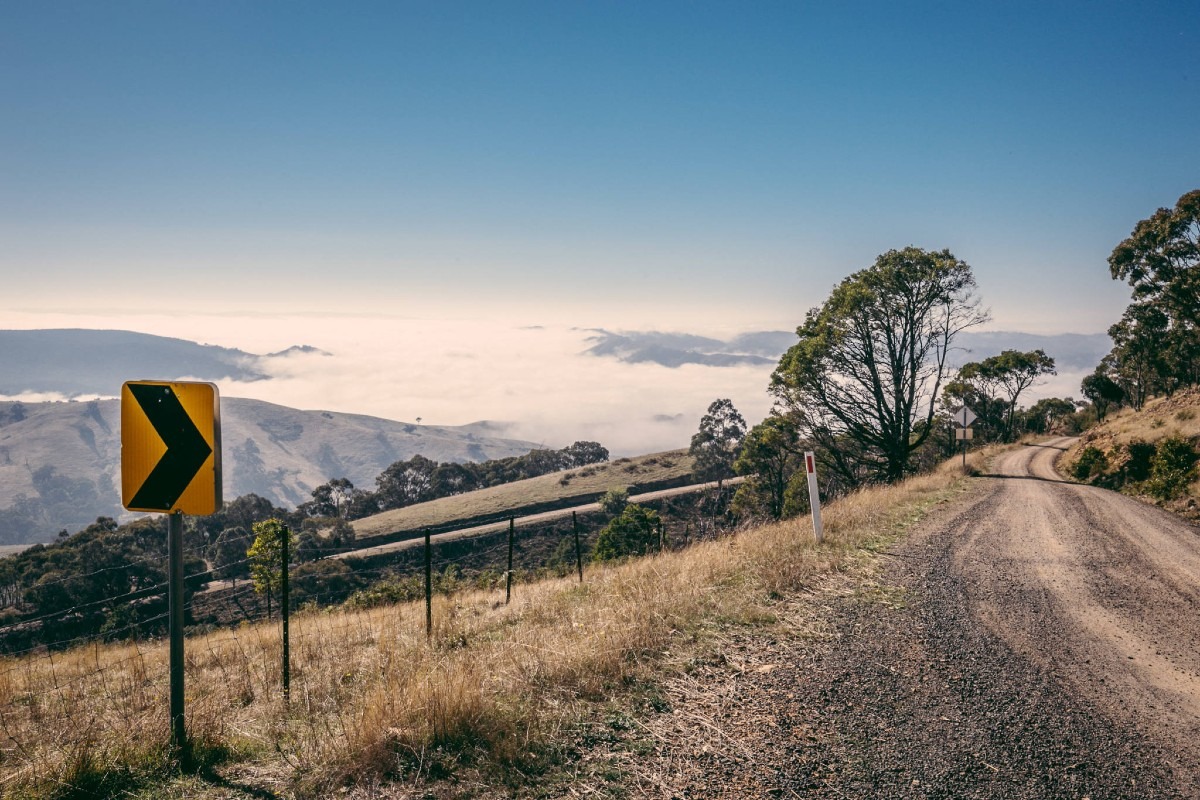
[0,447,992,799]
[351,449,694,540]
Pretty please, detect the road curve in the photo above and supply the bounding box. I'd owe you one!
[958,438,1200,790]
[625,439,1200,798]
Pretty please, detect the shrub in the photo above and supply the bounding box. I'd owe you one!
[546,534,590,575]
[597,487,629,516]
[1072,446,1109,481]
[1145,436,1200,501]
[593,504,660,562]
[345,576,422,609]
[1121,440,1156,482]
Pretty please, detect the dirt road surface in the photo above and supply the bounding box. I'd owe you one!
[612,439,1200,798]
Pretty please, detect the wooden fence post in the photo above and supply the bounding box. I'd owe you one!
[424,529,432,638]
[505,517,515,604]
[281,523,290,702]
[572,511,583,583]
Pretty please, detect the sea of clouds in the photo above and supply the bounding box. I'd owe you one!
[2,310,1104,457]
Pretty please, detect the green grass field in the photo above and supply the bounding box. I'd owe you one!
[351,449,694,539]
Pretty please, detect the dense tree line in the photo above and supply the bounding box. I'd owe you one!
[0,441,611,650]
[0,516,209,652]
[295,440,610,521]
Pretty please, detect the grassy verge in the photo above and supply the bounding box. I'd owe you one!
[0,449,991,799]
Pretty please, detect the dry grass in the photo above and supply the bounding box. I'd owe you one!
[1070,388,1200,456]
[0,450,988,799]
[1062,388,1200,505]
[352,450,694,540]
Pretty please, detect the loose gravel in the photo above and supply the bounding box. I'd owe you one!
[601,440,1198,799]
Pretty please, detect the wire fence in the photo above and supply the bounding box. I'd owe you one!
[0,484,734,790]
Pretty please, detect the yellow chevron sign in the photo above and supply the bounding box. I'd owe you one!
[122,381,222,515]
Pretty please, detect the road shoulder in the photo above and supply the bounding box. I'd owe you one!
[594,465,1184,799]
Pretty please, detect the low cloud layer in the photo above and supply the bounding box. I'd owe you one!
[208,318,779,457]
[582,329,785,368]
[2,312,1110,458]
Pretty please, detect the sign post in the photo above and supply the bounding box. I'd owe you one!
[122,381,221,761]
[167,511,185,749]
[804,451,824,543]
[952,406,977,471]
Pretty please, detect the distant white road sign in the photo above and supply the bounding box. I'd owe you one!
[953,406,977,427]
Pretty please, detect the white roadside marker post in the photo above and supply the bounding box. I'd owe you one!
[804,451,824,543]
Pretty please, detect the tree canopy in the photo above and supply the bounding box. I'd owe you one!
[1109,189,1200,328]
[733,413,802,520]
[592,504,661,562]
[949,349,1056,441]
[771,247,988,484]
[689,399,747,486]
[1100,190,1200,400]
[247,518,292,619]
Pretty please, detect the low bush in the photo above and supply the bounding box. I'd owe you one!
[593,504,661,561]
[1145,436,1200,501]
[1072,446,1109,481]
[597,486,629,516]
[1121,440,1156,482]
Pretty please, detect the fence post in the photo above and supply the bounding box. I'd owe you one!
[281,523,290,703]
[424,529,432,638]
[572,511,583,583]
[505,517,515,604]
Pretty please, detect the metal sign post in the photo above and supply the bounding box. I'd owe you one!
[957,425,974,469]
[804,451,824,543]
[121,381,221,762]
[167,511,185,753]
[953,406,977,471]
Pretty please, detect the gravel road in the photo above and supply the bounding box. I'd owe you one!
[613,439,1200,798]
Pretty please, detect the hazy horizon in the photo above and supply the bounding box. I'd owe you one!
[3,2,1194,452]
[1,313,1108,456]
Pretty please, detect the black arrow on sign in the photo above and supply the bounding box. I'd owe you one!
[128,384,212,511]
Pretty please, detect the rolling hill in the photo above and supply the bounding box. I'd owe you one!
[0,328,291,397]
[0,397,539,543]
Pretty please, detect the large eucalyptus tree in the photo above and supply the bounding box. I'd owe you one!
[771,247,988,484]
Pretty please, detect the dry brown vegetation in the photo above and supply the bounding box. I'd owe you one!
[1068,388,1200,456]
[351,450,693,540]
[0,450,990,799]
[1061,387,1200,512]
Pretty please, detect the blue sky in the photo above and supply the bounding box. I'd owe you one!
[1,2,1198,448]
[3,1,1196,333]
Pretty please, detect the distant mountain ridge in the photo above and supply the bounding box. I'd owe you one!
[0,397,538,544]
[0,329,316,397]
[585,329,1112,373]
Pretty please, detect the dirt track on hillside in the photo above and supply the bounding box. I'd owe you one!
[607,439,1200,798]
[332,477,744,559]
